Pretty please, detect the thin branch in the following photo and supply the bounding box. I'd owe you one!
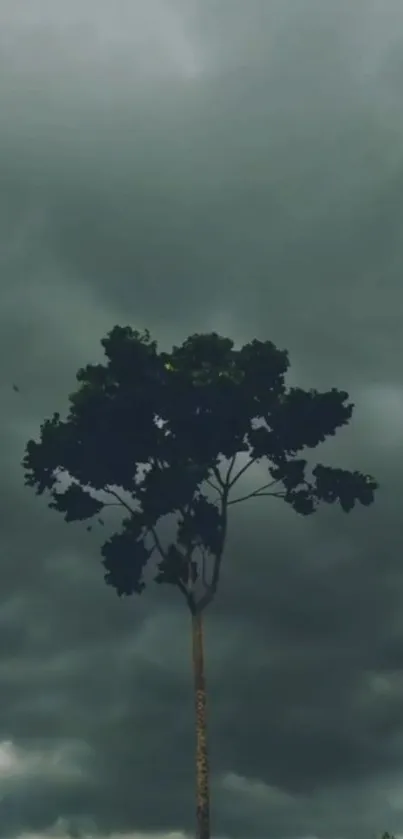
[205,478,221,495]
[196,551,221,614]
[211,464,226,490]
[224,454,238,488]
[169,539,196,614]
[230,477,279,499]
[228,487,285,507]
[148,524,168,561]
[105,486,168,561]
[227,456,258,489]
[104,483,195,608]
[176,577,190,598]
[201,545,208,588]
[176,578,195,613]
[195,487,229,614]
[104,486,137,516]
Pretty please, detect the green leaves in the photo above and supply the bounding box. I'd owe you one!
[312,464,378,512]
[269,458,307,491]
[49,483,104,522]
[237,338,289,413]
[22,324,379,611]
[265,459,378,516]
[101,514,152,596]
[139,462,210,518]
[155,544,190,586]
[248,426,274,460]
[268,387,353,455]
[23,414,66,494]
[177,496,224,555]
[284,488,317,516]
[247,389,353,462]
[167,332,235,384]
[100,325,159,385]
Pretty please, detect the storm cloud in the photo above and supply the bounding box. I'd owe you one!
[1,2,403,839]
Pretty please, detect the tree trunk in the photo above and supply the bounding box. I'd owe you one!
[191,608,210,839]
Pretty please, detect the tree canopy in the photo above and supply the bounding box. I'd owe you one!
[22,326,378,614]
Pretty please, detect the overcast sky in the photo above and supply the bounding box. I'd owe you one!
[2,2,403,839]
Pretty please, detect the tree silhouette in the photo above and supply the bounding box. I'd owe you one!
[22,326,378,839]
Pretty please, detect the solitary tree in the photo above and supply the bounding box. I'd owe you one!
[22,327,378,839]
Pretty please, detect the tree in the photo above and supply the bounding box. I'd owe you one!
[22,326,378,839]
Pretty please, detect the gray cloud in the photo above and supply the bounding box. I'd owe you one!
[1,2,403,839]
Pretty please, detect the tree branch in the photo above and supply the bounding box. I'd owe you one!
[227,456,258,489]
[176,578,196,614]
[105,485,168,562]
[148,524,168,562]
[201,545,208,588]
[211,464,226,490]
[104,486,137,515]
[224,454,238,488]
[205,478,221,495]
[195,487,229,614]
[227,484,285,507]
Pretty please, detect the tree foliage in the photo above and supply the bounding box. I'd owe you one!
[22,326,378,613]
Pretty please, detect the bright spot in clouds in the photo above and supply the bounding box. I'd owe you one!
[0,0,205,80]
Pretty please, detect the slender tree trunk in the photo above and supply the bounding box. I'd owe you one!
[191,608,210,839]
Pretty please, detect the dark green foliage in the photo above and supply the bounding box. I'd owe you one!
[177,496,224,556]
[22,326,378,613]
[312,464,377,511]
[102,515,153,596]
[267,459,378,515]
[139,462,210,518]
[155,544,190,587]
[49,483,104,521]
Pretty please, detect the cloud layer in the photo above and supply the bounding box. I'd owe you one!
[2,2,403,839]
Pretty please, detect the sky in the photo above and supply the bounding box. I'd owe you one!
[2,1,403,838]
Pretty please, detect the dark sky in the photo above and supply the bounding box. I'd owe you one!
[2,2,403,839]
